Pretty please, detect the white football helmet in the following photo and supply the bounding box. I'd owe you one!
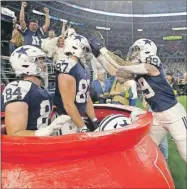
[64,28,76,38]
[127,38,157,63]
[10,45,47,79]
[96,114,131,132]
[63,34,92,64]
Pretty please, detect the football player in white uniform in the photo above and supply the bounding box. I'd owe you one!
[54,33,99,135]
[89,33,187,162]
[3,45,71,136]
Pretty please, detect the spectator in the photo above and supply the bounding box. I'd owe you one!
[19,1,50,48]
[166,72,180,99]
[92,70,111,104]
[90,54,103,80]
[126,80,138,106]
[89,86,99,103]
[41,29,58,61]
[42,22,67,62]
[53,36,66,62]
[183,72,187,94]
[1,59,10,85]
[9,23,24,54]
[110,76,133,105]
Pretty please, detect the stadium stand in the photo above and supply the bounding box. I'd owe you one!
[1,1,186,91]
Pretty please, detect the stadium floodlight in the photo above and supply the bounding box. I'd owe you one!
[32,10,45,16]
[172,27,187,31]
[96,26,111,31]
[137,29,143,32]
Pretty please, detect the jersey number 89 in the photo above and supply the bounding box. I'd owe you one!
[137,77,155,99]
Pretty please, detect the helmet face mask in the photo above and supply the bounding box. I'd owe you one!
[127,39,157,63]
[36,57,48,79]
[127,45,141,62]
[63,34,91,64]
[10,45,47,79]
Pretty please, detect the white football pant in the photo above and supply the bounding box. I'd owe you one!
[150,103,187,162]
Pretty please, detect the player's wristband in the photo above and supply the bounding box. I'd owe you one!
[78,125,89,133]
[92,117,98,122]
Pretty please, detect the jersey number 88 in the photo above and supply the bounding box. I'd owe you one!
[76,79,90,103]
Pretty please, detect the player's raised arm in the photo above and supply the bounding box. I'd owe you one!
[19,2,27,30]
[97,55,117,76]
[89,32,160,78]
[58,73,86,129]
[88,31,134,77]
[116,40,161,77]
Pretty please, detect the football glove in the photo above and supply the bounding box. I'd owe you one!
[35,115,71,136]
[92,119,100,131]
[130,109,146,122]
[83,117,100,131]
[78,125,90,133]
[88,31,105,57]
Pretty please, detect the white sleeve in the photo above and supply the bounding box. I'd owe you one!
[55,57,77,73]
[54,37,59,43]
[3,81,32,104]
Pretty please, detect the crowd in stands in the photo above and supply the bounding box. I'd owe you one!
[1,1,186,97]
[90,69,138,106]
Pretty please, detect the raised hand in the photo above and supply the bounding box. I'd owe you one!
[21,2,27,8]
[88,31,105,57]
[43,7,49,14]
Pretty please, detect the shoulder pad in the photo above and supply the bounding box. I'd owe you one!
[55,57,77,73]
[3,81,32,103]
[145,55,161,67]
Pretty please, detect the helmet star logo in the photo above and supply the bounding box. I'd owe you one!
[143,39,152,45]
[16,47,30,55]
[119,120,128,127]
[74,35,83,42]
